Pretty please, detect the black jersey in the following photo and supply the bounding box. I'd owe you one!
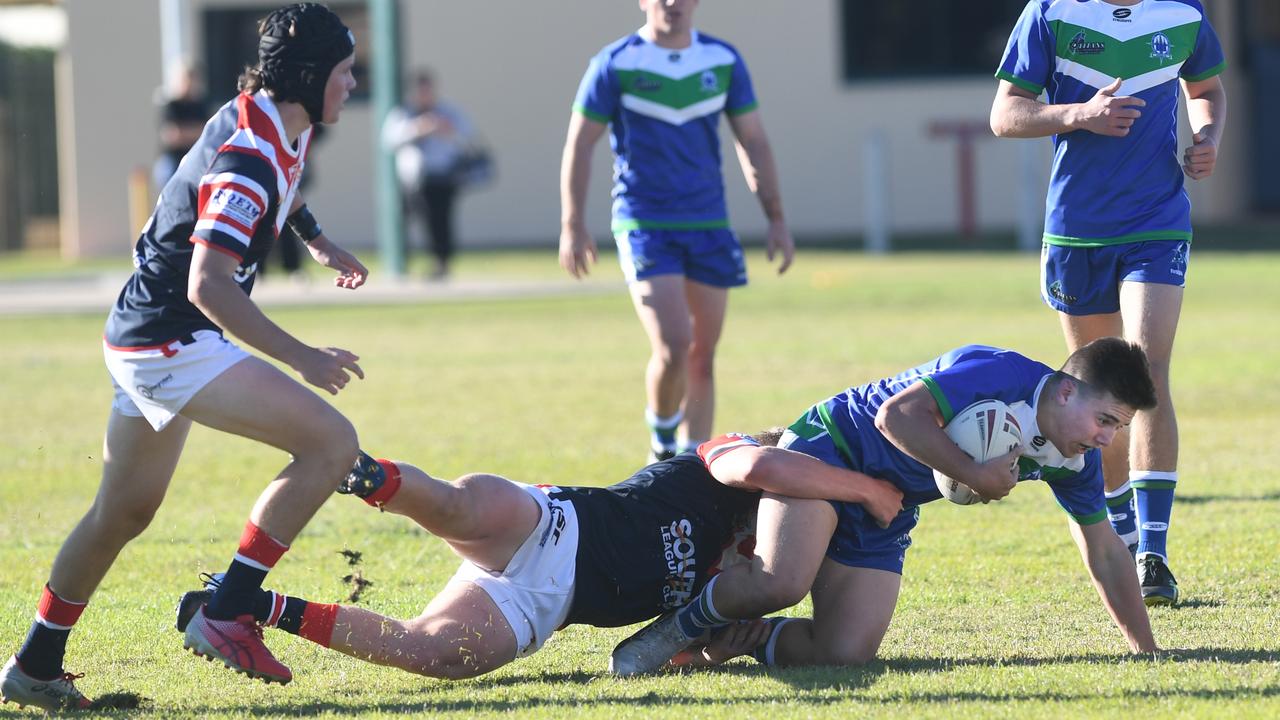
[105,91,312,350]
[552,453,759,628]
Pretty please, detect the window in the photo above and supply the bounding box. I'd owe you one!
[202,3,369,107]
[841,0,1027,81]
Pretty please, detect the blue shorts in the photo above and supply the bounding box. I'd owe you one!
[1040,240,1190,315]
[778,430,917,575]
[613,228,747,288]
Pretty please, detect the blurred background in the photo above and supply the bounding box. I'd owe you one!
[0,0,1275,271]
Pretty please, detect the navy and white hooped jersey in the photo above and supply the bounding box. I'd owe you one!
[573,29,757,234]
[552,439,760,628]
[104,91,311,350]
[787,345,1107,524]
[996,0,1225,247]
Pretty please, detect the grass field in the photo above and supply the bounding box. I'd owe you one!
[1,250,1278,718]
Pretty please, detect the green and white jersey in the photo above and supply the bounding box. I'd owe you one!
[573,30,758,232]
[996,1,1225,246]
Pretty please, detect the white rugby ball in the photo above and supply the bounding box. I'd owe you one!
[933,399,1023,505]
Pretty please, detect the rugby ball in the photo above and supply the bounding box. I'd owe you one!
[933,399,1023,505]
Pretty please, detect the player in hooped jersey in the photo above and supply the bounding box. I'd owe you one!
[173,435,903,679]
[1,4,365,710]
[559,0,795,464]
[611,338,1161,674]
[990,0,1228,606]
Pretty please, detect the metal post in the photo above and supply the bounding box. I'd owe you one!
[863,129,890,254]
[369,0,405,276]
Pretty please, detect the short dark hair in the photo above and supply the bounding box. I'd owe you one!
[1056,337,1157,411]
[750,427,785,447]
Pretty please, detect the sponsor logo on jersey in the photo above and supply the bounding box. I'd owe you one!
[668,51,681,63]
[1047,280,1078,305]
[208,188,263,228]
[538,503,567,547]
[1150,32,1173,61]
[660,518,698,608]
[1112,8,1132,22]
[1068,32,1106,56]
[633,75,662,92]
[1031,434,1047,449]
[136,373,175,400]
[700,69,720,93]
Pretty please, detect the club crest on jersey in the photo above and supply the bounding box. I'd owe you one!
[700,69,720,93]
[1150,32,1173,61]
[209,188,262,228]
[1068,32,1106,56]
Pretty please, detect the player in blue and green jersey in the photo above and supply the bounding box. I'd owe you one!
[558,0,794,463]
[990,0,1228,606]
[610,338,1161,674]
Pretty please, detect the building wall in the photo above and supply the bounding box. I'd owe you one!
[59,0,1246,257]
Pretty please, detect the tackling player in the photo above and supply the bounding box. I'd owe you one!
[989,0,1228,605]
[173,435,904,679]
[611,338,1161,674]
[2,3,365,710]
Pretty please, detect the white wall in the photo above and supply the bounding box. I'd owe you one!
[58,0,1247,257]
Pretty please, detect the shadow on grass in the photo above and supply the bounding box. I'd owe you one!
[1172,491,1280,505]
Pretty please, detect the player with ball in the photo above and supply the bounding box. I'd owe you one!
[611,337,1160,674]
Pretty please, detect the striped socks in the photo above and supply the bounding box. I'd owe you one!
[1105,481,1139,551]
[14,585,87,680]
[204,521,288,621]
[675,575,731,639]
[1132,471,1177,561]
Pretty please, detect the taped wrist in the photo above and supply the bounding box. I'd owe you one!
[286,204,323,243]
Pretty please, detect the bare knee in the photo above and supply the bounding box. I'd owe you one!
[747,568,810,613]
[686,343,716,383]
[654,329,692,367]
[295,413,359,487]
[88,498,160,543]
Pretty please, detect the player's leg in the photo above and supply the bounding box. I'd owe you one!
[1045,243,1138,553]
[767,561,902,667]
[3,411,189,710]
[681,279,729,451]
[610,494,836,675]
[628,273,692,460]
[1119,278,1184,606]
[178,355,358,682]
[346,458,544,574]
[423,181,457,278]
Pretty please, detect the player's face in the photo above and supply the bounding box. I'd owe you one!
[321,54,357,125]
[641,0,697,38]
[1052,390,1136,457]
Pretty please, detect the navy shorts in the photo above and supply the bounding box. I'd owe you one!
[613,228,747,288]
[1040,240,1190,315]
[778,430,917,575]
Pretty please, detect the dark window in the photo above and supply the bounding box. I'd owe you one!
[841,0,1027,81]
[202,3,369,107]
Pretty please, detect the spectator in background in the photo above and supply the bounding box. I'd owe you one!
[382,69,480,281]
[152,60,208,193]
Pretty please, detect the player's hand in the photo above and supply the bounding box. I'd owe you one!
[558,222,597,279]
[766,220,795,275]
[862,477,905,528]
[1182,132,1217,180]
[697,620,772,666]
[306,237,368,289]
[1074,77,1145,137]
[970,447,1021,502]
[295,346,364,395]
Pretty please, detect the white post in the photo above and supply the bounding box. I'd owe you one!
[158,0,188,90]
[864,129,890,254]
[1017,140,1042,252]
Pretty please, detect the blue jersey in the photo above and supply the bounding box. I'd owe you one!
[788,345,1107,524]
[573,30,757,233]
[105,91,312,349]
[996,0,1225,246]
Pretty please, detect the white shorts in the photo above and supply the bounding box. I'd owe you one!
[449,483,578,658]
[104,329,250,431]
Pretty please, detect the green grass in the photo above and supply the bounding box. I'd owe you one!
[1,250,1278,718]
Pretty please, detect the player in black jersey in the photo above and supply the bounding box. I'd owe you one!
[174,433,903,680]
[2,4,367,709]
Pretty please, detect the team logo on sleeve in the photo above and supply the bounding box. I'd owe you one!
[207,187,264,228]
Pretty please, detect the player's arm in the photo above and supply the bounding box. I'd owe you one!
[558,112,607,278]
[285,193,367,289]
[990,78,1145,139]
[1181,75,1226,181]
[188,245,362,395]
[700,435,903,527]
[1068,519,1158,653]
[728,110,793,274]
[875,382,1018,501]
